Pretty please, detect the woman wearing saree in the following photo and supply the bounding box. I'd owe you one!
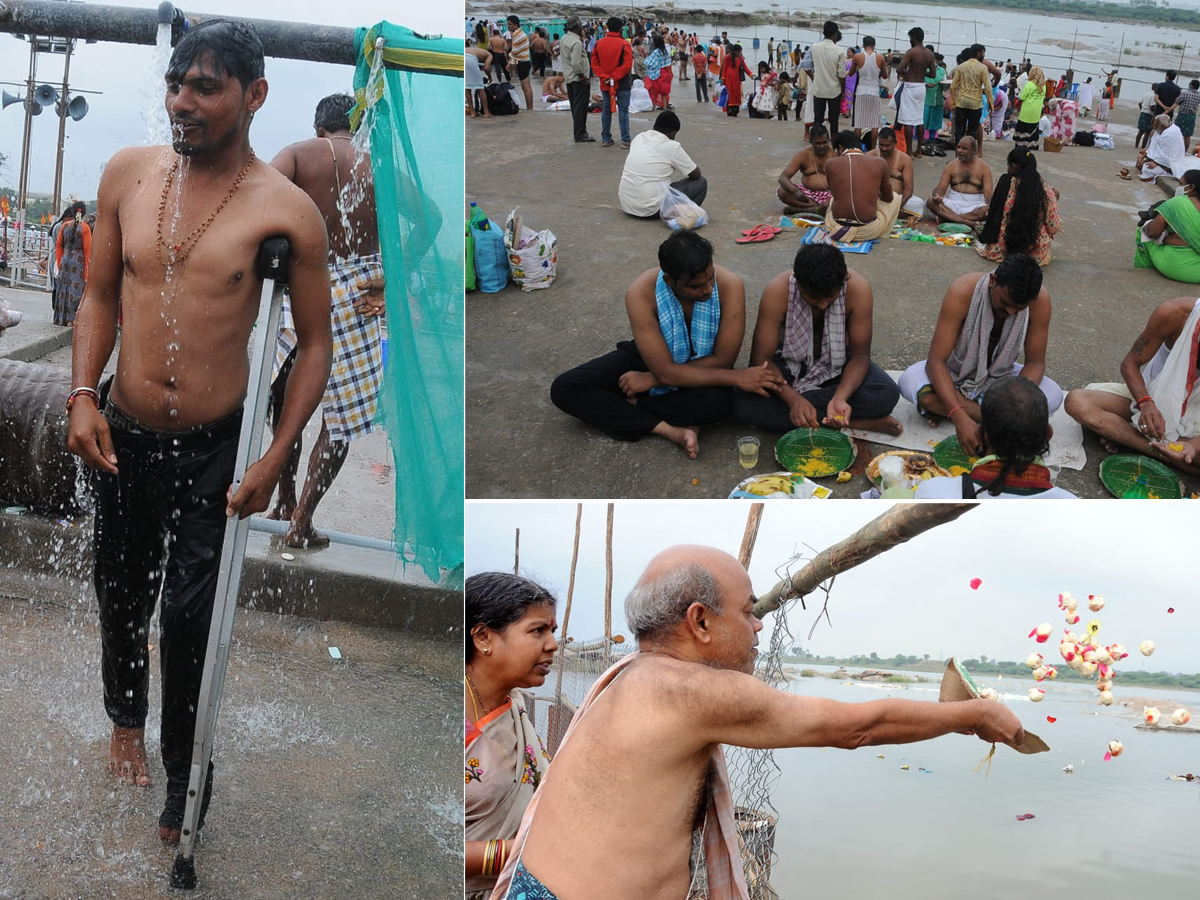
[465,572,559,900]
[1136,169,1200,283]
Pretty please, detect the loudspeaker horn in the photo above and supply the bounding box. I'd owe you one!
[33,83,59,108]
[62,95,88,121]
[1,90,24,110]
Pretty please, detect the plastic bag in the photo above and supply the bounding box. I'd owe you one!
[1093,133,1115,150]
[658,183,709,232]
[504,207,558,291]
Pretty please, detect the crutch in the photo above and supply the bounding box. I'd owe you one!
[171,236,290,890]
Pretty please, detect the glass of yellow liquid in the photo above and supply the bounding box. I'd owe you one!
[737,436,760,469]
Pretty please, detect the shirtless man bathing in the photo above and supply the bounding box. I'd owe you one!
[66,21,332,842]
[488,545,1027,900]
[777,124,834,215]
[927,136,993,229]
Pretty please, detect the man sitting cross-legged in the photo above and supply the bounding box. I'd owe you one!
[1065,295,1200,477]
[822,129,900,242]
[915,375,1077,498]
[777,124,834,214]
[927,135,993,229]
[897,253,1061,456]
[550,231,784,458]
[733,243,902,435]
[488,544,1027,900]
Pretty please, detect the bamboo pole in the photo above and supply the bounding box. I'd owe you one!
[1180,42,1186,73]
[551,504,584,738]
[737,504,765,570]
[753,503,976,618]
[514,528,520,575]
[603,503,614,667]
[1022,24,1031,66]
[1070,28,1078,69]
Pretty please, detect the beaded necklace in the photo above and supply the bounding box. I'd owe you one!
[156,150,256,268]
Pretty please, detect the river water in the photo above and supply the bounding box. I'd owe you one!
[764,668,1200,898]
[644,0,1200,95]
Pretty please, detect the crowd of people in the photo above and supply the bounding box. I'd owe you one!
[469,13,1200,495]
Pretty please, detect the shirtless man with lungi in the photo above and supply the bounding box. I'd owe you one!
[895,27,936,159]
[487,545,1027,900]
[66,21,332,842]
[269,93,386,549]
[777,125,834,214]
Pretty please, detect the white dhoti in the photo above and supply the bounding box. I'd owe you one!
[897,84,925,126]
[942,187,988,217]
[1132,298,1200,441]
[900,195,926,217]
[1140,161,1171,182]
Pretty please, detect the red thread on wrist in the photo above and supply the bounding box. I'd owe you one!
[1135,395,1153,407]
[947,404,964,418]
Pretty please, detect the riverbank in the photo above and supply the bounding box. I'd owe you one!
[785,662,1200,692]
[466,2,882,29]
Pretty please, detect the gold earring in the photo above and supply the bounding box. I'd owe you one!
[483,648,491,655]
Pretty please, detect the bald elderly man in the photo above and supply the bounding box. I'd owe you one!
[488,545,1027,900]
[927,136,993,228]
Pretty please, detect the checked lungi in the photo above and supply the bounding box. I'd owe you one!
[275,253,384,442]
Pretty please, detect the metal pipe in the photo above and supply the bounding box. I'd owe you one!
[12,38,36,287]
[247,517,399,554]
[0,0,359,66]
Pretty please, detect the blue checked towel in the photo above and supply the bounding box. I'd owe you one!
[650,270,720,396]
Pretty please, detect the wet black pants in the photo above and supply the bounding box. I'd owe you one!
[93,392,240,805]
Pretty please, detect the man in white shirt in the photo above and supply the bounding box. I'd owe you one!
[619,111,706,217]
[811,20,846,134]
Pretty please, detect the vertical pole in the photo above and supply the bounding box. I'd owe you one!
[1070,28,1077,70]
[737,504,765,570]
[1022,24,1031,65]
[1180,42,1186,72]
[52,39,74,219]
[513,528,520,575]
[13,38,38,289]
[602,502,613,668]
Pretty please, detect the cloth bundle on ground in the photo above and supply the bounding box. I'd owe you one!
[799,225,876,254]
[630,79,655,112]
[1142,123,1185,181]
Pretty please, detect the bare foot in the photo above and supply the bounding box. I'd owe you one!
[284,523,331,549]
[916,395,944,427]
[108,726,151,787]
[652,422,700,459]
[1100,438,1121,454]
[848,415,904,436]
[160,825,181,844]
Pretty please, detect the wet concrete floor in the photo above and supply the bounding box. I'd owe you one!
[467,81,1199,499]
[0,568,460,899]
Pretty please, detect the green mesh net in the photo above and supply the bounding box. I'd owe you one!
[352,23,463,583]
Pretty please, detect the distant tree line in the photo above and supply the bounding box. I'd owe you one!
[783,648,1200,689]
[871,0,1200,30]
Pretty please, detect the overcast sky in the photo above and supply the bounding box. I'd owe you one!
[466,502,1200,674]
[0,0,459,201]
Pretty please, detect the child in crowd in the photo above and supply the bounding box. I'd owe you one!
[777,72,792,121]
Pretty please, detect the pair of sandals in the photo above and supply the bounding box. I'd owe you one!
[736,224,782,244]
